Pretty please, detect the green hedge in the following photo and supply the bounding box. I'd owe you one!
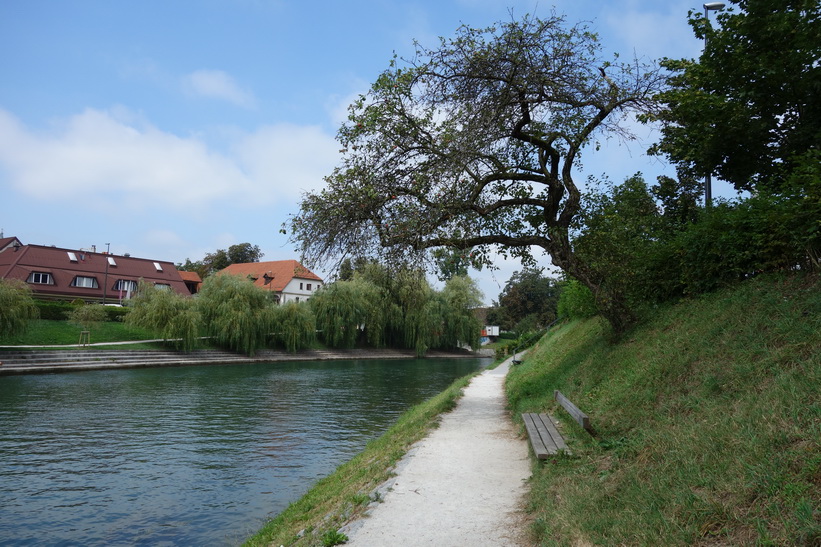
[35,301,129,322]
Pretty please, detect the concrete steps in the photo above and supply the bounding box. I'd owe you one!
[0,347,491,375]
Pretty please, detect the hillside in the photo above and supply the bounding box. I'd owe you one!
[506,272,820,545]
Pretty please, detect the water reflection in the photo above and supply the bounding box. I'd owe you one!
[0,357,488,546]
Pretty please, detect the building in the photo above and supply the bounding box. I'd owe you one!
[0,236,191,303]
[178,270,202,295]
[217,260,323,304]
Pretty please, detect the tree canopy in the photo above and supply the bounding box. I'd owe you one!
[178,242,264,278]
[289,13,664,332]
[489,268,560,331]
[647,0,820,193]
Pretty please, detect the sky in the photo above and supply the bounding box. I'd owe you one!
[0,0,739,305]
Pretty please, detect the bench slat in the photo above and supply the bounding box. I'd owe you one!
[554,390,591,431]
[522,412,571,458]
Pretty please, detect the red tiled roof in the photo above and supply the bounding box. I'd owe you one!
[218,260,322,292]
[0,238,188,301]
[178,271,202,283]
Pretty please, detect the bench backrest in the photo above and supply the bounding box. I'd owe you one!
[554,390,591,431]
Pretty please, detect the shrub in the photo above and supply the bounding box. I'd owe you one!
[0,279,39,337]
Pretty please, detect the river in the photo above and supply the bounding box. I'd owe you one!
[0,357,490,546]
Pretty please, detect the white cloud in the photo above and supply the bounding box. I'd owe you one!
[181,69,258,109]
[0,107,340,215]
[234,123,340,200]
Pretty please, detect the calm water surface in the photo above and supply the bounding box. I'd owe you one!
[0,357,489,546]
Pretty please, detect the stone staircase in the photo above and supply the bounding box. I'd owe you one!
[0,347,491,375]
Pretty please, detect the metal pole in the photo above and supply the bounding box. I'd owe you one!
[103,243,110,305]
[703,2,725,208]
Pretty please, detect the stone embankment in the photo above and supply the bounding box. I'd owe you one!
[0,347,494,375]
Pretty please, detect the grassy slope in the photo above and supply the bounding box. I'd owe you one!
[0,319,159,347]
[506,273,820,545]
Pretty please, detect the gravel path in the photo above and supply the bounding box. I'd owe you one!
[341,357,532,546]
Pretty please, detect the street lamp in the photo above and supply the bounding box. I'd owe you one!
[702,2,725,208]
[103,242,110,305]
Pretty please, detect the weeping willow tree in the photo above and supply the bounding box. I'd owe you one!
[125,281,200,351]
[310,279,382,349]
[0,279,38,338]
[196,274,277,355]
[273,301,315,353]
[438,276,483,351]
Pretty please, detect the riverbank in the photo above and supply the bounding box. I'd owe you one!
[0,347,493,375]
[243,355,525,546]
[341,356,531,546]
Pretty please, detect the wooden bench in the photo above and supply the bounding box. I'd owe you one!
[554,390,591,432]
[522,391,593,459]
[522,412,571,458]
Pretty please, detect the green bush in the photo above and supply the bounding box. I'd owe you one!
[35,301,74,320]
[557,279,597,319]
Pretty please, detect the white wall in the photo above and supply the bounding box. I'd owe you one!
[279,278,322,304]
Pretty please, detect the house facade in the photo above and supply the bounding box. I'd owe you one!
[217,260,323,304]
[0,236,192,303]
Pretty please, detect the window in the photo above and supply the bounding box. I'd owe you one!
[153,262,163,272]
[307,283,312,291]
[28,272,53,285]
[71,276,99,289]
[300,282,304,290]
[107,256,117,267]
[67,252,78,262]
[154,283,171,290]
[113,280,137,293]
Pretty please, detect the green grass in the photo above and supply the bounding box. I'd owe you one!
[0,319,159,348]
[243,371,479,547]
[506,272,820,545]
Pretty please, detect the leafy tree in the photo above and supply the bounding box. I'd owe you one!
[310,280,372,349]
[226,243,263,265]
[182,243,265,277]
[197,274,277,355]
[125,282,200,351]
[438,276,483,350]
[176,258,208,281]
[0,279,38,338]
[431,248,476,282]
[288,13,664,333]
[647,0,821,193]
[493,268,561,331]
[556,278,597,319]
[66,303,108,332]
[273,302,315,352]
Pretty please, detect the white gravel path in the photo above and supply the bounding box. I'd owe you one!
[341,356,532,546]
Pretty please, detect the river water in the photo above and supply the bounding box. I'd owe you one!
[0,357,489,546]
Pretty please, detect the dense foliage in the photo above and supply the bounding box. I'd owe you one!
[123,267,482,356]
[177,242,264,279]
[647,0,820,193]
[125,282,200,351]
[0,279,38,338]
[288,13,664,333]
[311,265,481,356]
[487,268,560,331]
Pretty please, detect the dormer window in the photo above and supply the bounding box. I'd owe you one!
[28,272,53,285]
[71,276,99,289]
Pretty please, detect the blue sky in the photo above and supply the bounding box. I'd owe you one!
[0,0,736,304]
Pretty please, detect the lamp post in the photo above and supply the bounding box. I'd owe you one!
[103,242,110,305]
[702,2,725,208]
